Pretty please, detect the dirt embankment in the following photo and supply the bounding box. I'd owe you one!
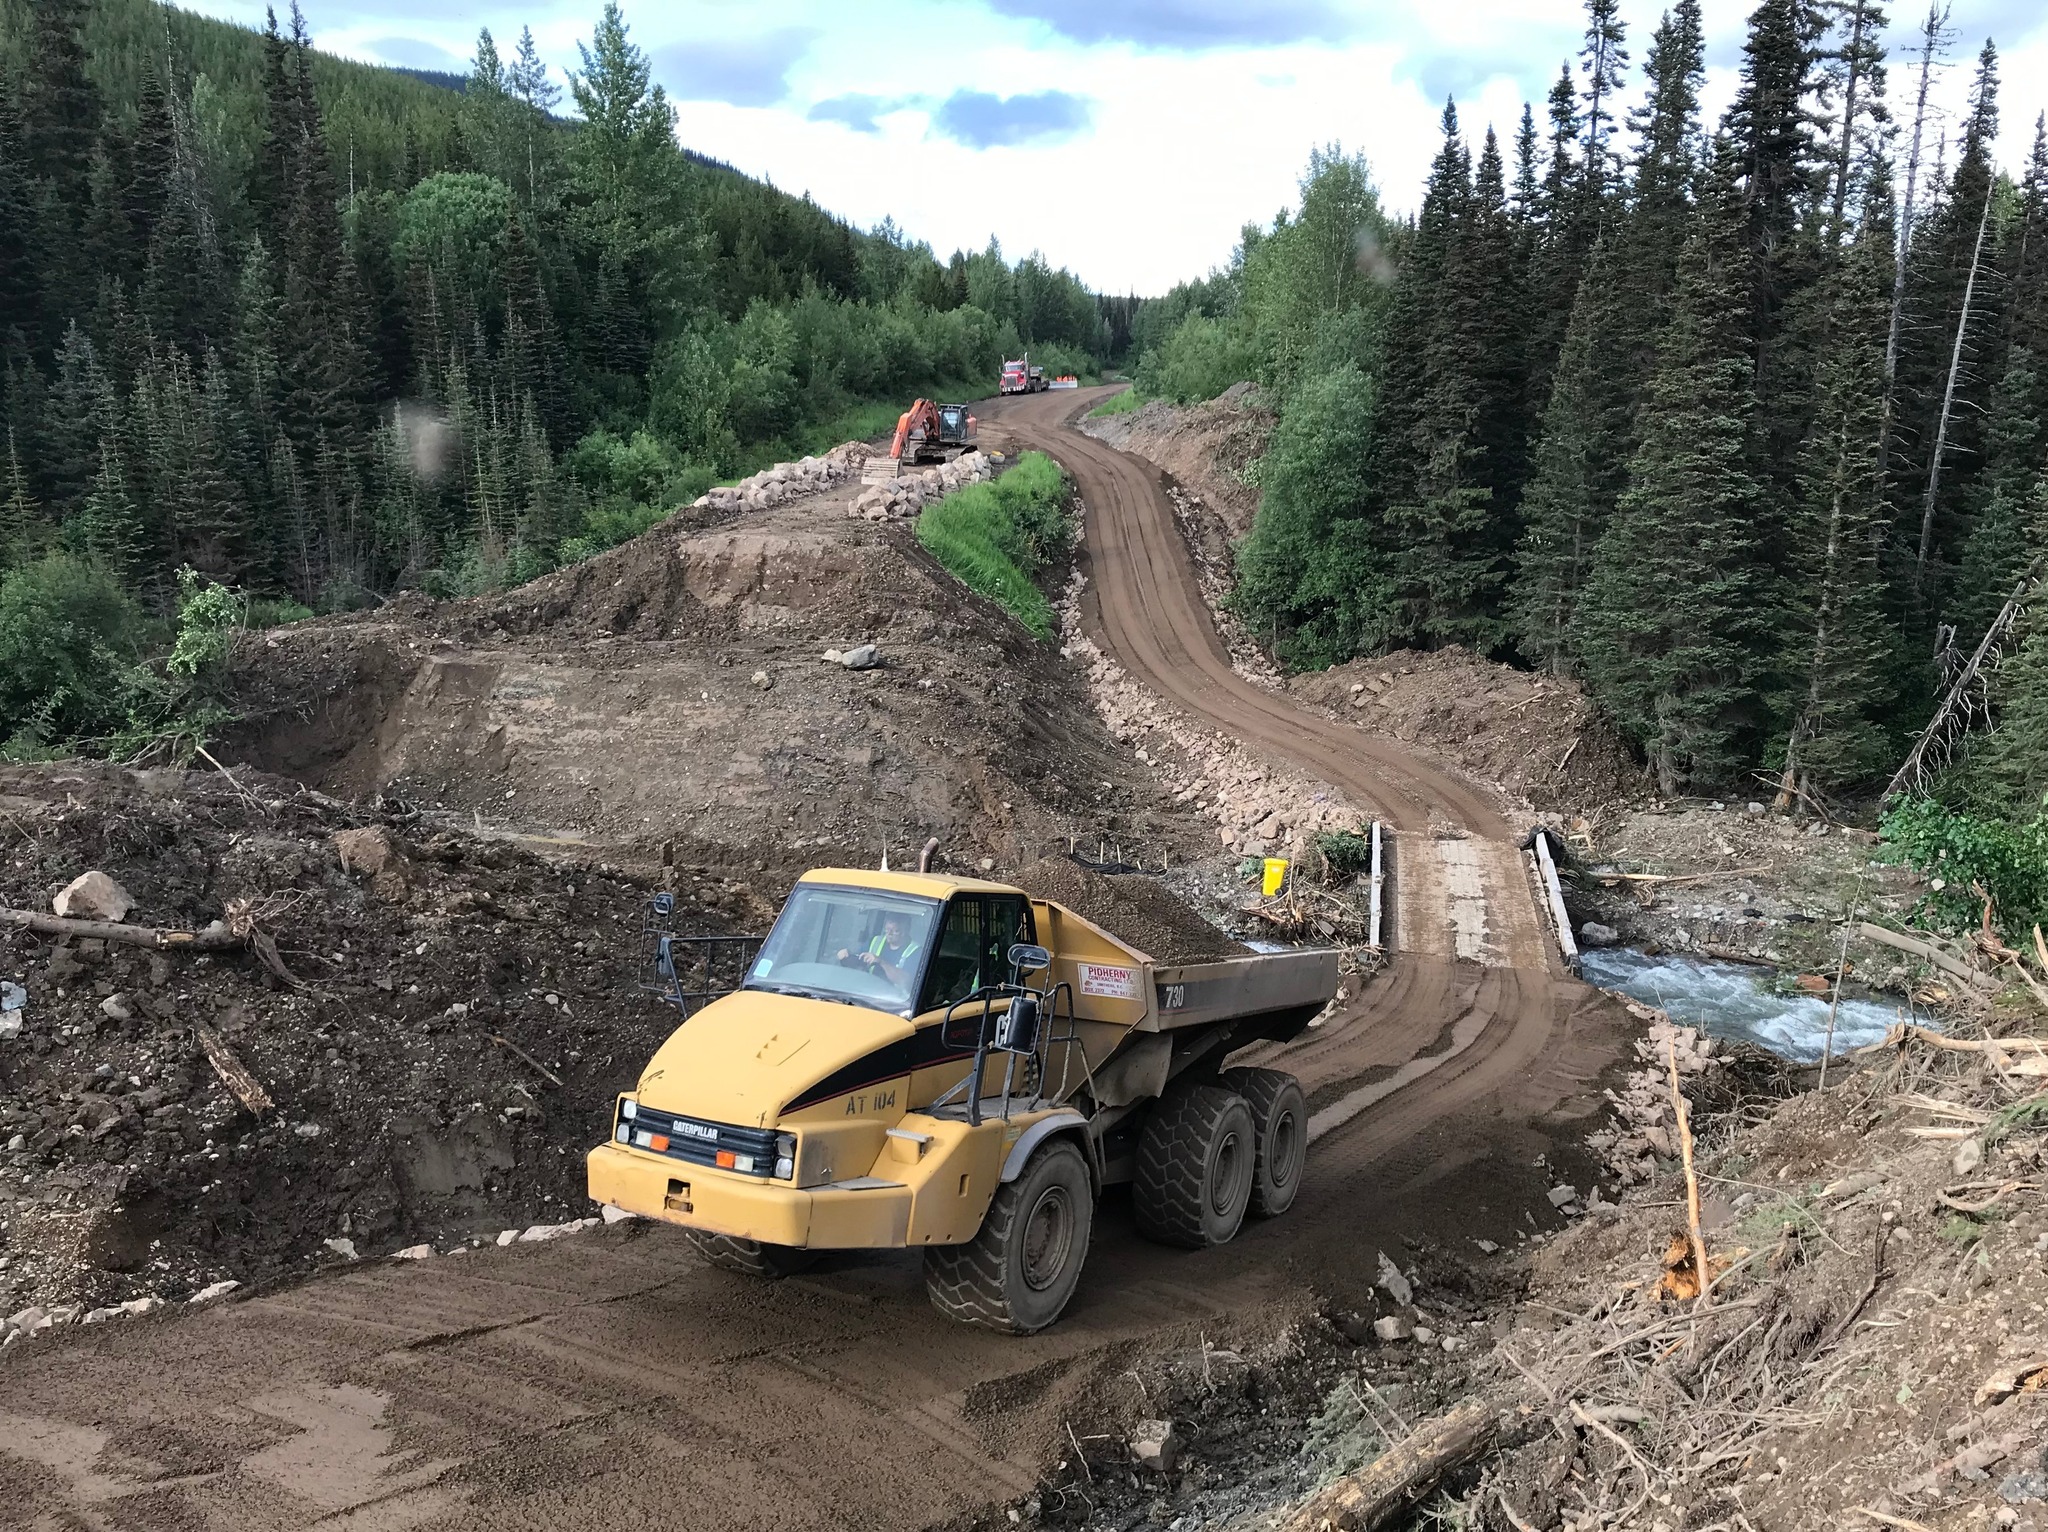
[222,447,1209,881]
[0,761,770,1319]
[1289,649,1640,821]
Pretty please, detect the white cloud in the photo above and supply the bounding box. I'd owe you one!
[184,1,2048,294]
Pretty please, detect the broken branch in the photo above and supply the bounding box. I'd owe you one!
[1668,1034,1711,1312]
[0,906,244,952]
[489,1034,564,1088]
[1276,1396,1525,1531]
[194,1024,274,1117]
[1858,922,1994,989]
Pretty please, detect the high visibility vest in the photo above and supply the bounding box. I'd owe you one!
[868,934,919,966]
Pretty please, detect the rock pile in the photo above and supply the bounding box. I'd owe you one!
[1589,1004,1722,1184]
[847,450,995,522]
[690,441,873,514]
[1059,569,1366,860]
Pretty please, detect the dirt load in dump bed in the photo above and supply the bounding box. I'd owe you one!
[222,463,1210,879]
[1011,855,1246,963]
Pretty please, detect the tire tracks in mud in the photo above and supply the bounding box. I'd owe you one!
[0,392,1625,1532]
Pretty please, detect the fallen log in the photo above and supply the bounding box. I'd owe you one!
[1277,1395,1527,1531]
[0,906,244,952]
[1859,921,1994,989]
[1602,863,1770,886]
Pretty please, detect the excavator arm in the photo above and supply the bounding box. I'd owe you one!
[891,399,939,462]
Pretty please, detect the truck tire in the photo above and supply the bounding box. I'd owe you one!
[1133,1085,1256,1248]
[682,1231,814,1279]
[923,1138,1093,1334]
[1221,1067,1308,1217]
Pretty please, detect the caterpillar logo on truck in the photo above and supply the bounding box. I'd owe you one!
[588,867,1336,1333]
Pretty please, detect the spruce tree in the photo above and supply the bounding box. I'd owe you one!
[0,426,40,567]
[509,27,562,212]
[1614,0,1707,416]
[251,9,299,234]
[1724,0,1826,531]
[1777,169,1902,797]
[1468,128,1531,535]
[1814,0,1891,243]
[1894,42,2002,607]
[0,97,39,349]
[22,0,101,230]
[126,58,177,266]
[1576,0,1630,206]
[1961,476,2048,812]
[1952,350,2044,639]
[42,321,104,515]
[1511,237,1632,674]
[74,432,143,578]
[1526,64,1589,407]
[1577,150,1767,794]
[1379,104,1505,650]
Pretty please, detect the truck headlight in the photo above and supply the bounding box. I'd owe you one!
[621,1099,638,1120]
[774,1132,796,1180]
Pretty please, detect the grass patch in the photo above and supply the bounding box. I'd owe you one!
[1088,386,1144,419]
[915,452,1071,640]
[1737,1194,1822,1247]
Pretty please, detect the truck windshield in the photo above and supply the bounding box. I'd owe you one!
[743,884,940,1015]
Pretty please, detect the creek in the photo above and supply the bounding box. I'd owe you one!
[1579,947,1915,1064]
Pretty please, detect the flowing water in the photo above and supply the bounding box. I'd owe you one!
[1579,948,1914,1063]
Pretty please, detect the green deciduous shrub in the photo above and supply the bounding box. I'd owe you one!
[0,555,150,753]
[1879,795,2048,940]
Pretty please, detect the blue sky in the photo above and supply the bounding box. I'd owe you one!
[190,1,2048,294]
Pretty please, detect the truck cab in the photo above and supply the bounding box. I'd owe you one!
[589,868,1335,1332]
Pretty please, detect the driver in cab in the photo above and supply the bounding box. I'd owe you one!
[837,914,921,987]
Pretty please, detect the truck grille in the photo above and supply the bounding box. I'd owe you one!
[617,1103,780,1178]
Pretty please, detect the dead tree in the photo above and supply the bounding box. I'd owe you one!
[1915,188,1994,589]
[1885,558,2045,800]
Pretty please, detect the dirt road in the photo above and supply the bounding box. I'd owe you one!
[0,396,1622,1532]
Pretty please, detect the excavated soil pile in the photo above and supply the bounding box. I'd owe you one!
[0,760,758,1317]
[1290,647,1639,816]
[1012,856,1245,963]
[224,477,1205,878]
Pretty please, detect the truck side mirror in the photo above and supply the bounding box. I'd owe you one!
[1008,943,1051,974]
[995,992,1041,1055]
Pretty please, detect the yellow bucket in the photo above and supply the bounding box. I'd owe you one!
[1261,857,1289,896]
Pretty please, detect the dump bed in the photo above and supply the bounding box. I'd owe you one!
[1031,895,1337,1048]
[1147,949,1340,1033]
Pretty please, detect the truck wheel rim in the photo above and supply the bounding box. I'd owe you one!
[1210,1129,1244,1216]
[1021,1186,1074,1291]
[1272,1110,1301,1185]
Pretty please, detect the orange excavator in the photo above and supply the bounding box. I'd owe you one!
[889,400,977,467]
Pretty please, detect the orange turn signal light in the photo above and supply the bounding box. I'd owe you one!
[648,1135,670,1152]
[715,1150,737,1168]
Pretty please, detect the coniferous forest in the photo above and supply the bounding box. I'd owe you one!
[1130,0,2048,837]
[0,0,1106,749]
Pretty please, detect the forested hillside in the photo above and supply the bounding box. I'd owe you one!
[1129,0,2047,822]
[0,0,1107,750]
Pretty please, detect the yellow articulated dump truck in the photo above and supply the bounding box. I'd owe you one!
[587,867,1338,1332]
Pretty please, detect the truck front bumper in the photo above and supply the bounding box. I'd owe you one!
[587,1143,911,1249]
